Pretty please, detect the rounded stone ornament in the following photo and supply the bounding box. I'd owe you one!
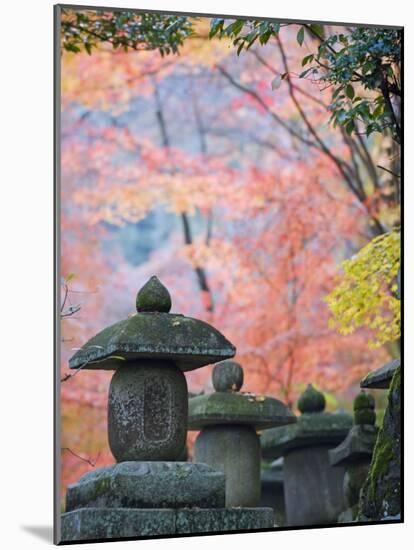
[298,384,326,414]
[136,276,172,313]
[353,391,376,426]
[212,360,244,392]
[108,361,188,462]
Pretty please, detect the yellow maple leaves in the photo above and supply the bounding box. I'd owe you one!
[325,228,400,348]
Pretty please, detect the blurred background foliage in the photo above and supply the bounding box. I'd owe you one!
[59,8,401,504]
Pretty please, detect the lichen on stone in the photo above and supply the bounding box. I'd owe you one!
[357,365,401,520]
[212,360,244,392]
[136,276,172,313]
[297,384,326,414]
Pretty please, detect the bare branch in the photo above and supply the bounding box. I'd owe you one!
[61,284,69,313]
[61,361,88,383]
[215,64,318,148]
[61,447,101,467]
[377,165,401,178]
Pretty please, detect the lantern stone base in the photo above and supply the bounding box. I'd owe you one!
[61,461,275,541]
[61,507,275,541]
[65,462,226,511]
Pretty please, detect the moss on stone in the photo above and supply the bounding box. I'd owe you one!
[360,358,400,389]
[353,391,375,411]
[91,476,112,499]
[262,411,353,459]
[357,365,401,520]
[136,276,172,313]
[188,392,296,430]
[212,361,244,392]
[297,384,326,414]
[354,408,376,426]
[366,434,394,504]
[69,311,236,371]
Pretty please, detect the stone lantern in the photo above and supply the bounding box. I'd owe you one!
[61,277,274,541]
[261,384,353,526]
[360,358,400,390]
[260,458,286,526]
[329,391,378,521]
[188,360,296,509]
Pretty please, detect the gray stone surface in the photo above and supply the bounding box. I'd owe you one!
[212,360,244,392]
[260,459,286,526]
[337,508,354,523]
[136,275,171,313]
[283,445,347,525]
[61,508,176,541]
[175,507,275,533]
[343,462,371,514]
[360,358,400,389]
[261,385,352,526]
[358,366,401,520]
[61,507,275,541]
[330,391,378,520]
[66,462,225,511]
[193,425,261,507]
[261,411,352,459]
[189,392,296,430]
[108,362,188,461]
[329,425,378,467]
[69,277,235,372]
[189,362,295,509]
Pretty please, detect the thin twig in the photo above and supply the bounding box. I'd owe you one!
[60,284,68,313]
[61,304,82,318]
[61,361,88,383]
[377,165,401,178]
[61,447,101,467]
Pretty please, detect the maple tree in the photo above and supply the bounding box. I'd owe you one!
[326,229,400,348]
[59,11,398,500]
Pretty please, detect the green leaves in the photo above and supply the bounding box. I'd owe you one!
[345,84,355,100]
[301,54,314,66]
[308,23,324,40]
[209,18,225,38]
[297,26,305,46]
[209,18,281,55]
[312,27,401,142]
[61,9,194,57]
[345,119,355,135]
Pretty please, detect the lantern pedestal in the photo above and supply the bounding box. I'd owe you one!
[61,461,274,541]
[62,506,275,541]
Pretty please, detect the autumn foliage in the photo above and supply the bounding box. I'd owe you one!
[59,13,398,500]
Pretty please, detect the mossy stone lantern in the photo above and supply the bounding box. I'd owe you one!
[61,277,279,541]
[261,384,353,526]
[329,391,378,521]
[69,276,236,462]
[188,360,296,508]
